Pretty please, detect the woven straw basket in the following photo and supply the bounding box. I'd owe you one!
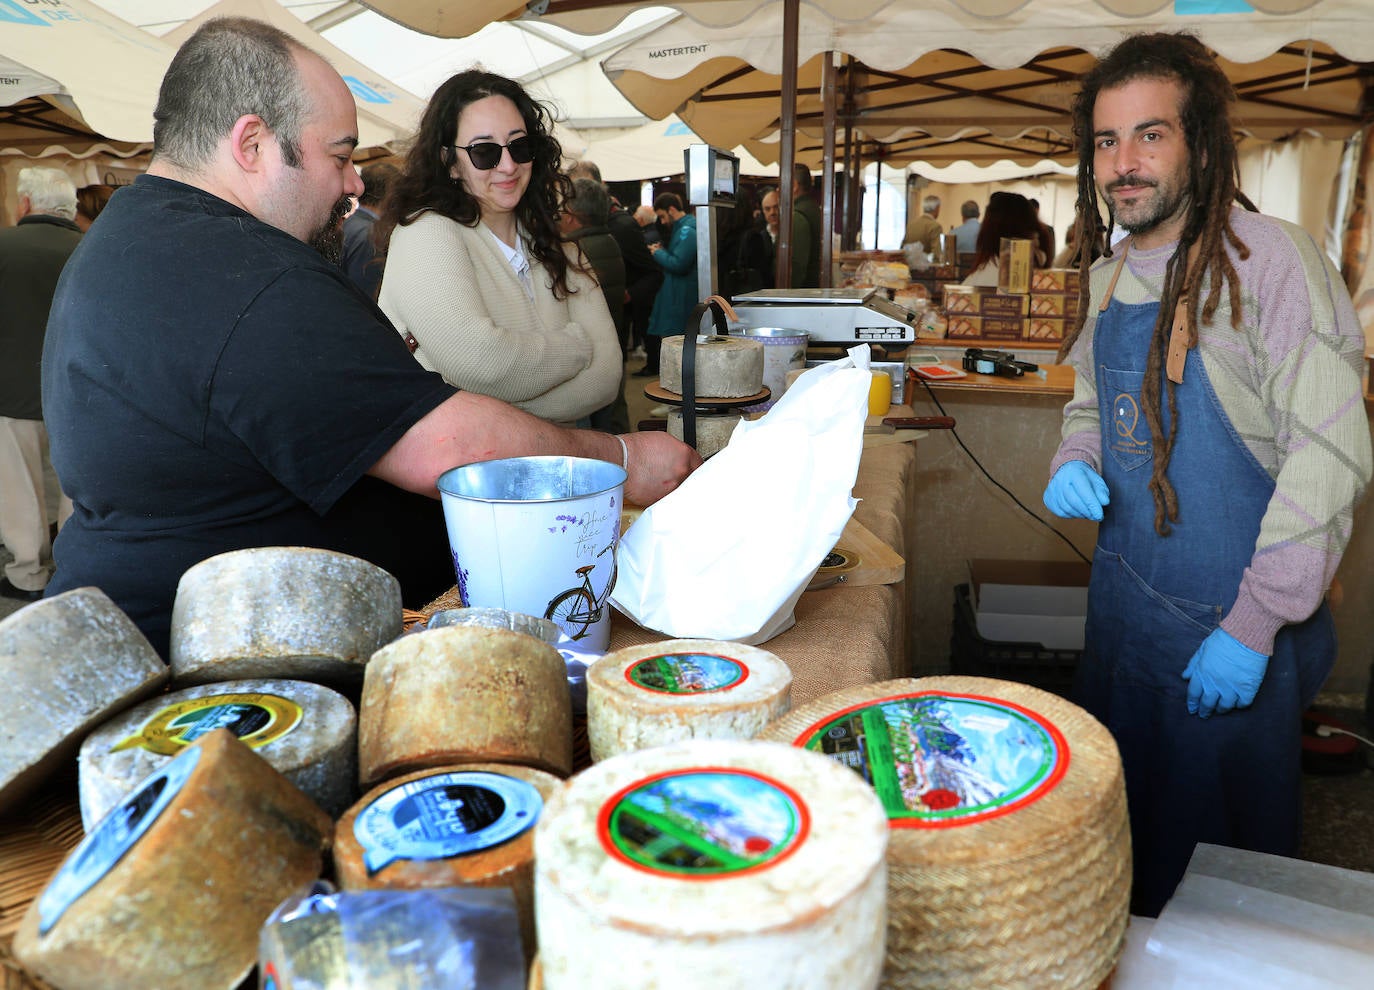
[761,675,1131,990]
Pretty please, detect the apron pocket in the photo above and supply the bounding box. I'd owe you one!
[1100,367,1153,473]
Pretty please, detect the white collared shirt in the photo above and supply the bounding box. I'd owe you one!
[490,227,534,299]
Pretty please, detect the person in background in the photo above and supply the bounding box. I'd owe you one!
[903,193,942,259]
[1042,31,1371,917]
[376,69,620,426]
[633,204,662,249]
[1027,197,1057,269]
[0,167,80,602]
[42,16,699,656]
[960,191,1045,286]
[560,176,629,434]
[950,199,981,255]
[716,185,771,300]
[760,186,809,288]
[635,192,696,378]
[1052,216,1106,268]
[571,159,661,361]
[341,160,397,299]
[74,183,114,232]
[791,164,822,287]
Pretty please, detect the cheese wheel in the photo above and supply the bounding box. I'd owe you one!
[334,763,564,961]
[78,677,357,828]
[534,739,889,989]
[0,587,168,815]
[660,334,764,398]
[169,546,402,687]
[587,639,792,762]
[358,625,573,787]
[667,409,742,458]
[759,676,1130,990]
[12,728,332,990]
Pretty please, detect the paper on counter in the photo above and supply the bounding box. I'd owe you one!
[610,345,873,645]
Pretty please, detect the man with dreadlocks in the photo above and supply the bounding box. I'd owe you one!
[1041,32,1371,916]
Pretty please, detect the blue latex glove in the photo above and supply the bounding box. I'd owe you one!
[1182,630,1270,718]
[1042,461,1110,521]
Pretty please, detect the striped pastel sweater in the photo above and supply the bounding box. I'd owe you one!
[1052,206,1372,654]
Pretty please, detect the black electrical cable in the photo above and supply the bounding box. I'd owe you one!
[913,375,1093,565]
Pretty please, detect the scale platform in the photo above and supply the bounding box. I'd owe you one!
[729,287,919,346]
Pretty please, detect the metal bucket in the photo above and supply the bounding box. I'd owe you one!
[436,456,626,654]
[733,326,809,412]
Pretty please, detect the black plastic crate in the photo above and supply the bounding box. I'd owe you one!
[949,582,1081,699]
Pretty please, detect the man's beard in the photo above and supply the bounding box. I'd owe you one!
[1105,173,1189,236]
[309,196,352,264]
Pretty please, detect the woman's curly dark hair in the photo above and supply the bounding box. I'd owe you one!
[376,69,580,298]
[1058,32,1258,536]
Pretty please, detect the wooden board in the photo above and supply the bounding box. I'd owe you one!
[814,516,905,588]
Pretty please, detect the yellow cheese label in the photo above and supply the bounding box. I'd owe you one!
[111,693,303,756]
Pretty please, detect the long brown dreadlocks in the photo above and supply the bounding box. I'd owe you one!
[1058,32,1259,536]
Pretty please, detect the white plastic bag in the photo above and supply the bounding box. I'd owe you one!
[611,345,872,644]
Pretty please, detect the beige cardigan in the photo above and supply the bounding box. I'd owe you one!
[379,212,620,424]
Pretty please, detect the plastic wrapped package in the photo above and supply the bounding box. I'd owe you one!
[259,883,526,989]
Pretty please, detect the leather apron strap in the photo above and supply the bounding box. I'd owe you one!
[1098,239,1203,385]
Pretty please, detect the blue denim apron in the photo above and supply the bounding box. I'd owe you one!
[1074,257,1333,917]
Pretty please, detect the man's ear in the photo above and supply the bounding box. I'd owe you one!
[15,194,32,220]
[229,115,268,172]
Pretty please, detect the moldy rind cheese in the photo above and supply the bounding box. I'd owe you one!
[534,739,889,989]
[760,675,1130,990]
[169,546,402,688]
[79,677,358,828]
[334,762,564,961]
[12,728,333,990]
[0,587,168,815]
[587,639,792,762]
[358,625,573,787]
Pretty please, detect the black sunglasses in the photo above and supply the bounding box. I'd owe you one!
[451,136,535,170]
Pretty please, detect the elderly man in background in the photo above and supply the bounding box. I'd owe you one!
[951,199,981,255]
[760,186,810,289]
[341,160,397,299]
[561,175,630,434]
[903,194,942,260]
[0,167,80,602]
[42,16,699,656]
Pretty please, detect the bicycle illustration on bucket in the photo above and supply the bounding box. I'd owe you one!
[544,543,618,641]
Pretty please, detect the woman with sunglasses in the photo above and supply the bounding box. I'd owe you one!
[375,70,619,425]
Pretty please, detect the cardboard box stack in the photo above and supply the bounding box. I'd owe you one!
[942,267,1083,343]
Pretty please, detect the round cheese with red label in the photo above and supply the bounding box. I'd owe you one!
[534,739,888,989]
[759,676,1129,990]
[0,587,168,816]
[78,677,357,828]
[169,546,402,688]
[12,728,332,990]
[587,640,791,762]
[334,762,563,962]
[358,625,573,787]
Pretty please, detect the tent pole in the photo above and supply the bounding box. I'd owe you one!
[821,50,838,287]
[873,158,881,250]
[842,59,862,252]
[774,0,801,288]
[1339,80,1373,295]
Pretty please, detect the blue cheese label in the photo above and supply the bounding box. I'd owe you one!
[600,769,808,878]
[111,692,304,756]
[354,771,543,875]
[626,653,748,694]
[37,746,201,934]
[796,691,1068,828]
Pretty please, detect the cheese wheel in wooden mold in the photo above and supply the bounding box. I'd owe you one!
[78,677,357,828]
[358,625,573,787]
[534,739,889,989]
[660,334,764,397]
[588,639,792,762]
[759,675,1130,990]
[666,409,742,459]
[334,762,563,962]
[0,587,168,815]
[169,546,402,688]
[11,729,332,990]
